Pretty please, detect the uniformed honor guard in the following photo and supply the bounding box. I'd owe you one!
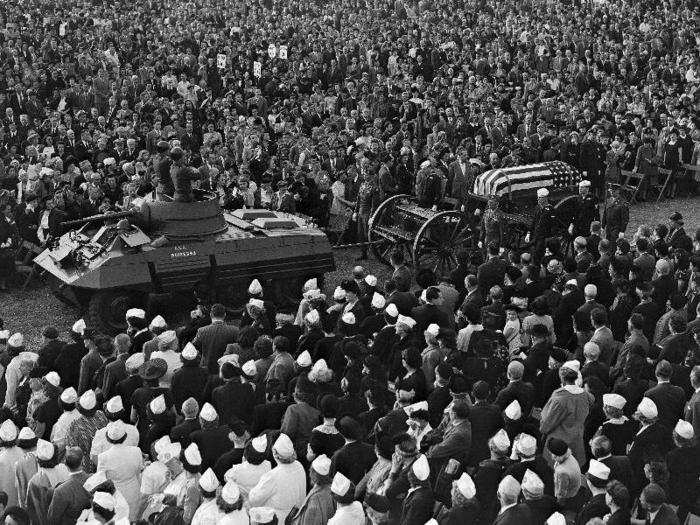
[569,180,598,237]
[480,196,503,248]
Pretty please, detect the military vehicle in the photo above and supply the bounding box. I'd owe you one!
[35,190,335,334]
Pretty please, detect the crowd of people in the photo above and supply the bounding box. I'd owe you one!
[0,212,699,525]
[0,0,699,522]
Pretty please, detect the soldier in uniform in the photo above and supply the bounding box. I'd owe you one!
[170,147,200,202]
[527,188,558,264]
[569,179,598,237]
[479,196,503,248]
[353,168,378,260]
[603,185,629,241]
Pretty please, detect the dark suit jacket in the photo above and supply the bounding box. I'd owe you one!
[331,440,376,485]
[468,402,503,466]
[212,379,256,425]
[400,486,434,525]
[493,503,534,525]
[644,382,686,430]
[477,257,508,293]
[169,418,200,447]
[47,471,91,525]
[576,492,608,525]
[649,504,681,525]
[505,457,555,497]
[600,454,633,490]
[495,380,535,419]
[410,303,451,332]
[193,321,240,374]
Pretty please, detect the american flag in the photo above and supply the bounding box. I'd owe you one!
[474,161,582,197]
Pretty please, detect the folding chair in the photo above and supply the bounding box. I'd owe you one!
[618,169,646,204]
[14,240,43,289]
[656,167,675,202]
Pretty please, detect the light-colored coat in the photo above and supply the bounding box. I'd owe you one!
[15,452,38,508]
[289,484,336,525]
[97,443,144,520]
[248,461,306,523]
[540,385,593,466]
[0,445,25,508]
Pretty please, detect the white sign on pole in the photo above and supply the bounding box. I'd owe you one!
[267,44,277,59]
[253,61,262,78]
[217,54,226,69]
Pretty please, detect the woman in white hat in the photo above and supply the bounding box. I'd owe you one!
[26,440,71,525]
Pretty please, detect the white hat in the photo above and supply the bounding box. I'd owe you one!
[303,278,318,292]
[125,352,145,371]
[411,454,430,481]
[312,454,332,476]
[248,278,263,295]
[44,371,60,388]
[103,157,116,166]
[602,393,626,410]
[181,342,198,361]
[426,323,440,337]
[584,284,597,297]
[72,319,87,335]
[420,160,431,169]
[252,434,268,453]
[0,420,17,442]
[218,351,240,367]
[371,292,386,309]
[149,394,166,415]
[455,472,476,499]
[492,429,510,452]
[498,475,521,498]
[579,179,591,187]
[341,312,356,325]
[304,309,320,325]
[199,468,220,492]
[419,289,428,303]
[674,419,694,439]
[18,427,35,441]
[36,439,54,461]
[587,459,611,481]
[153,435,172,455]
[249,508,276,523]
[522,469,544,496]
[79,390,97,410]
[221,480,240,504]
[637,397,658,419]
[403,401,429,416]
[396,315,416,328]
[106,420,127,441]
[272,433,294,459]
[61,387,78,404]
[296,350,312,367]
[385,303,399,317]
[158,442,182,463]
[365,274,378,287]
[0,330,9,340]
[184,443,202,466]
[546,512,566,525]
[333,286,346,301]
[149,315,167,329]
[8,333,23,347]
[504,400,522,420]
[331,472,352,496]
[516,434,537,456]
[248,298,264,310]
[125,308,146,320]
[565,279,578,287]
[104,395,124,415]
[200,402,217,422]
[562,360,581,373]
[242,360,257,377]
[92,492,115,512]
[536,188,549,198]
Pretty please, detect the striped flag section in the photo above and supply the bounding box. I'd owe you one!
[473,161,582,197]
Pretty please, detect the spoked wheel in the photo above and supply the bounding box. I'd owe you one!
[367,194,413,265]
[413,211,474,278]
[88,289,145,335]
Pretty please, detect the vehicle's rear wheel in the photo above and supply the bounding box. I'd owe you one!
[88,289,144,335]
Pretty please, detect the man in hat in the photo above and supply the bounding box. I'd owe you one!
[494,475,533,525]
[628,397,668,496]
[36,326,63,375]
[170,147,201,202]
[576,459,611,525]
[603,185,629,241]
[526,188,558,264]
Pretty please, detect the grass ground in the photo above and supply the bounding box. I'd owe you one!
[2,196,697,349]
